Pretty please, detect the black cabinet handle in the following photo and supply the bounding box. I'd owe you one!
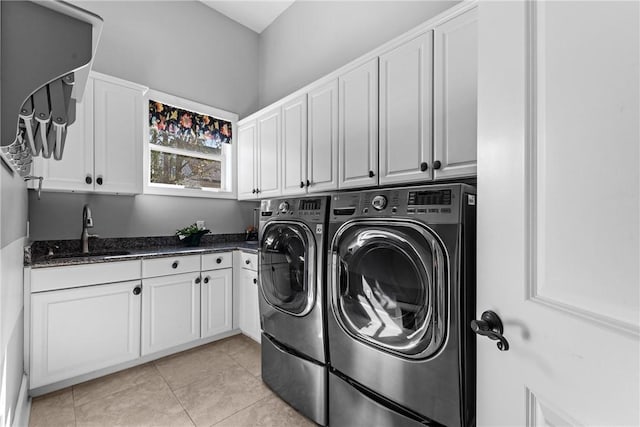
[306,180,310,187]
[252,189,256,194]
[253,278,257,284]
[368,170,375,178]
[216,257,222,264]
[471,310,510,351]
[300,181,304,188]
[433,160,442,170]
[133,286,141,295]
[85,175,92,185]
[204,276,209,284]
[420,162,429,172]
[195,276,201,284]
[172,261,179,269]
[245,259,251,265]
[96,176,103,185]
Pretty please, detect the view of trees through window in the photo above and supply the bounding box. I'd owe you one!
[148,99,231,190]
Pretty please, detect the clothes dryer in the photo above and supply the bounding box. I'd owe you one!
[327,184,476,427]
[258,196,329,426]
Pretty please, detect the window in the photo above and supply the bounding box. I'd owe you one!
[144,90,238,198]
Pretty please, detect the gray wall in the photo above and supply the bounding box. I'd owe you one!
[258,0,460,107]
[29,1,260,241]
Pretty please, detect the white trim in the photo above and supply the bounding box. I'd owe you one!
[240,0,478,125]
[90,71,148,93]
[149,145,223,162]
[11,375,30,427]
[142,89,238,199]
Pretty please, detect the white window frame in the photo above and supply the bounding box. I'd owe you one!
[143,89,238,199]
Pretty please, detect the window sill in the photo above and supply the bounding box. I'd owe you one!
[143,184,238,199]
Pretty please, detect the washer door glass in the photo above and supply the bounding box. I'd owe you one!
[331,221,447,359]
[260,222,315,316]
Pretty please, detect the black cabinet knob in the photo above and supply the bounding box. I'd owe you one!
[300,181,304,188]
[368,170,375,178]
[253,278,257,284]
[306,180,311,187]
[195,276,201,284]
[85,175,92,185]
[433,160,442,170]
[252,189,256,194]
[245,259,251,265]
[257,188,261,193]
[172,261,179,269]
[133,286,141,295]
[204,277,209,284]
[96,176,103,185]
[420,162,429,172]
[216,257,222,264]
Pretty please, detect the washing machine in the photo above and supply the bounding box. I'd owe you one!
[327,184,476,427]
[258,196,329,426]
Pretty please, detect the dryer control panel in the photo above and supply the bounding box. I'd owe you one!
[260,196,329,224]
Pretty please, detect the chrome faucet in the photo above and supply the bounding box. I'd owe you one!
[81,204,98,254]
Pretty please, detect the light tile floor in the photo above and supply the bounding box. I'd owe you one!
[29,334,315,427]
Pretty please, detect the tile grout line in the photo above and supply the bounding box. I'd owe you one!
[157,365,198,427]
[208,394,274,427]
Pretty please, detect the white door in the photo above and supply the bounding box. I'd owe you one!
[93,77,144,194]
[237,120,257,200]
[239,268,260,342]
[379,33,433,185]
[201,268,233,338]
[433,7,478,180]
[281,94,308,196]
[257,107,281,198]
[141,272,201,356]
[32,78,95,192]
[476,2,639,426]
[338,58,379,190]
[307,79,339,192]
[30,280,141,388]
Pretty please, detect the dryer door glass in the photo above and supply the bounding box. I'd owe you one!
[260,223,315,316]
[332,222,447,359]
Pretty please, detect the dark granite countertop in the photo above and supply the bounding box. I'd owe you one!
[26,234,259,268]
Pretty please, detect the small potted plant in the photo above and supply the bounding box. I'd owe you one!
[176,223,209,247]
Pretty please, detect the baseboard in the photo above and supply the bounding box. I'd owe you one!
[11,374,30,427]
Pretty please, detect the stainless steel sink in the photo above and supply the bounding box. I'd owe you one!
[47,250,132,259]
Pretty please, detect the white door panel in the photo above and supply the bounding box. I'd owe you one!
[476,2,639,426]
[308,79,339,192]
[201,268,233,338]
[281,95,308,196]
[237,121,257,200]
[257,108,281,198]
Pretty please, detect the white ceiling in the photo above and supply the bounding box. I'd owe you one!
[200,0,296,34]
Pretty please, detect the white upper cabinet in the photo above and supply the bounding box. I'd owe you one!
[32,78,95,192]
[281,94,308,196]
[31,73,147,194]
[338,58,379,190]
[307,79,339,192]
[93,76,144,194]
[433,7,478,180]
[237,120,257,200]
[257,107,281,198]
[379,32,434,185]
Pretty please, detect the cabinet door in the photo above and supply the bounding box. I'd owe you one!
[379,33,433,185]
[281,94,308,196]
[307,79,339,192]
[339,59,379,189]
[239,268,261,342]
[257,108,281,198]
[93,77,144,194]
[141,272,201,356]
[30,280,141,388]
[201,268,233,338]
[31,78,95,192]
[434,8,478,179]
[237,120,257,200]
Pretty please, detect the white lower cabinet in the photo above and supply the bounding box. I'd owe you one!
[30,280,142,389]
[201,268,233,338]
[141,272,201,356]
[238,266,261,342]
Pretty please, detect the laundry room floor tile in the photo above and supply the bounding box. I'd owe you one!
[29,334,311,427]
